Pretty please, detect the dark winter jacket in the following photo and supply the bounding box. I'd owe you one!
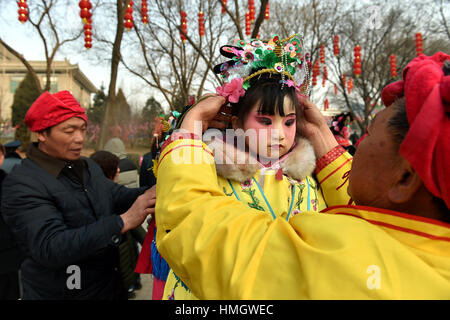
[1,144,147,300]
[0,169,24,274]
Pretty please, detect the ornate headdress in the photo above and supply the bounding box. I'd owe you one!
[214,34,311,103]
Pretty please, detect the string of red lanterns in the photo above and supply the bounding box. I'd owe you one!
[334,83,338,95]
[17,0,28,23]
[415,32,423,56]
[342,74,347,88]
[265,2,269,20]
[312,59,320,86]
[347,77,353,94]
[141,0,148,24]
[84,18,93,49]
[221,0,227,14]
[79,0,92,24]
[353,45,362,77]
[322,65,328,87]
[180,11,187,42]
[333,35,339,56]
[389,54,397,79]
[245,12,251,36]
[248,0,255,22]
[320,44,325,64]
[198,11,205,37]
[324,99,329,111]
[124,0,134,31]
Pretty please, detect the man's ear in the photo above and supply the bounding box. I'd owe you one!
[387,158,423,204]
[35,131,47,143]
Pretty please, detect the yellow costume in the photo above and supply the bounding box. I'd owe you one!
[155,138,450,299]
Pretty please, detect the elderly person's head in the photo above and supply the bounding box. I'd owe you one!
[25,91,88,162]
[348,52,450,222]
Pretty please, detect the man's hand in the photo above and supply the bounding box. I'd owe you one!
[180,95,229,133]
[297,96,339,158]
[120,186,156,234]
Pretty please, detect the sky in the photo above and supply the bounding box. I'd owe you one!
[0,0,154,111]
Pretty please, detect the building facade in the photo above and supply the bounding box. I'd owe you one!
[0,43,97,121]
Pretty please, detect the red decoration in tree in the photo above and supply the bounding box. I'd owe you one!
[265,2,269,20]
[79,0,92,24]
[248,0,255,22]
[245,12,251,36]
[17,0,28,23]
[312,59,320,86]
[322,65,328,87]
[124,0,134,31]
[353,45,362,77]
[415,32,423,56]
[221,0,227,14]
[180,11,187,42]
[347,77,354,94]
[389,54,397,79]
[342,74,347,88]
[333,35,339,56]
[198,12,205,37]
[141,0,148,24]
[320,44,325,64]
[84,18,93,49]
[324,99,329,111]
[334,83,338,95]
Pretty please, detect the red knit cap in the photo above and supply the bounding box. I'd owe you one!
[381,52,450,209]
[25,90,88,132]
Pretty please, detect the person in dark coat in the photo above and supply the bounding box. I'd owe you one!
[1,140,22,174]
[1,91,156,300]
[0,143,24,300]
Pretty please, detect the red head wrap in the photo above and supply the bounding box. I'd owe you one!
[381,52,450,209]
[25,90,88,132]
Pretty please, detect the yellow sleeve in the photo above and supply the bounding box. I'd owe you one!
[155,139,384,299]
[316,152,353,207]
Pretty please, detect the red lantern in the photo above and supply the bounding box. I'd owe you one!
[415,32,423,56]
[245,12,251,36]
[322,66,328,87]
[324,99,329,111]
[83,18,93,49]
[249,0,255,22]
[353,45,362,77]
[180,11,187,42]
[333,35,339,56]
[124,0,134,31]
[334,83,338,95]
[312,59,320,86]
[221,0,227,14]
[265,2,269,20]
[347,77,353,94]
[79,0,92,24]
[141,0,148,24]
[198,12,205,37]
[17,0,28,23]
[320,44,325,64]
[389,54,397,79]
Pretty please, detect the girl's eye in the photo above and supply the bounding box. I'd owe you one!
[256,117,272,125]
[285,119,295,126]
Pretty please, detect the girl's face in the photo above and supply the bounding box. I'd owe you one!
[233,96,297,160]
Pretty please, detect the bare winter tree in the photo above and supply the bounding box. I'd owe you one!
[0,0,83,93]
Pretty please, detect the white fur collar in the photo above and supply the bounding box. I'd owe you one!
[203,130,316,182]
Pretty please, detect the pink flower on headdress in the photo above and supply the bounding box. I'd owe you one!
[285,79,295,87]
[216,78,246,103]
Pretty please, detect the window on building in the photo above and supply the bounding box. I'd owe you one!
[42,76,58,93]
[10,76,24,93]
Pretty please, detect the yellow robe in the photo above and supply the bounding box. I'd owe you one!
[155,138,450,299]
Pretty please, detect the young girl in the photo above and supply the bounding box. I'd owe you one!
[161,34,341,300]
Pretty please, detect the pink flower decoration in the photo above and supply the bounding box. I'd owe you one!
[285,79,295,87]
[216,78,246,103]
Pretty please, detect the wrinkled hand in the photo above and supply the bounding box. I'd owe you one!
[120,186,156,234]
[297,96,338,158]
[180,94,230,134]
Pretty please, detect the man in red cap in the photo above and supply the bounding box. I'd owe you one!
[1,91,155,300]
[151,52,449,299]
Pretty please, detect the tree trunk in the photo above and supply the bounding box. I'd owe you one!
[97,0,129,149]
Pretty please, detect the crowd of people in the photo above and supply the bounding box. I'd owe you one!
[0,33,448,300]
